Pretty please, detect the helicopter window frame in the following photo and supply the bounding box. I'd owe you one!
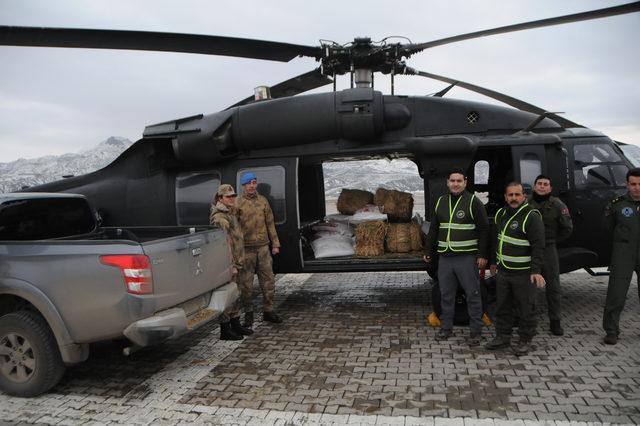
[572,143,628,190]
[175,171,221,226]
[236,166,287,225]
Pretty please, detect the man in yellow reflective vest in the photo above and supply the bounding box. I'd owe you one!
[486,182,546,356]
[424,168,489,346]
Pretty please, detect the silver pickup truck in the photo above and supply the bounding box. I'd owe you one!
[0,192,237,396]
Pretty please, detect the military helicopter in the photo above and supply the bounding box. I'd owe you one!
[2,2,639,276]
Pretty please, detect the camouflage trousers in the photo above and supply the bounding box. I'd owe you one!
[237,245,276,312]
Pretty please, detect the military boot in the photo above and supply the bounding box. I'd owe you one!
[263,311,283,323]
[220,322,243,341]
[243,311,254,328]
[435,328,452,341]
[512,338,532,356]
[485,335,511,350]
[467,331,481,347]
[230,317,254,336]
[550,320,564,336]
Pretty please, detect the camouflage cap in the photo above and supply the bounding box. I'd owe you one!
[217,184,237,197]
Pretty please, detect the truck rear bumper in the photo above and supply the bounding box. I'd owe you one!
[122,281,238,347]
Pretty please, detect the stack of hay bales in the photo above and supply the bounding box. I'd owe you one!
[375,188,423,253]
[386,222,423,253]
[374,188,413,222]
[337,189,374,215]
[355,220,387,256]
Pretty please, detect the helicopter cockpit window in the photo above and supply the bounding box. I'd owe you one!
[573,143,628,189]
[175,172,221,226]
[237,166,286,224]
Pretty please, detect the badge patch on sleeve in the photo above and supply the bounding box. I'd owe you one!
[561,207,570,216]
[622,207,634,217]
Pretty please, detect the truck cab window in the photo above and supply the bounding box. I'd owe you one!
[175,172,221,225]
[237,166,286,224]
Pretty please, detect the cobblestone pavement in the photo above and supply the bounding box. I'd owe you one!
[1,272,639,425]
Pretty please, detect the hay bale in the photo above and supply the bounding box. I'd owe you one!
[374,188,413,222]
[385,223,412,253]
[355,220,387,257]
[337,189,374,215]
[409,222,423,251]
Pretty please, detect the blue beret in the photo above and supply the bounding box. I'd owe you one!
[240,172,257,185]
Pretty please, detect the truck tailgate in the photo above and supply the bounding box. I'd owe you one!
[141,228,231,311]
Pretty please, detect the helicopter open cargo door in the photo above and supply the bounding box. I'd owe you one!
[233,158,302,273]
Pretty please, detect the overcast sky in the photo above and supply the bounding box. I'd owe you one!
[1,0,639,162]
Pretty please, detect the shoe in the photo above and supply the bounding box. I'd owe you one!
[230,317,254,335]
[604,334,618,345]
[243,311,254,328]
[435,329,452,341]
[467,331,481,347]
[263,311,283,323]
[512,338,532,356]
[220,322,243,341]
[550,320,564,336]
[485,335,511,350]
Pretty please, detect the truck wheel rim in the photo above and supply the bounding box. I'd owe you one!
[0,332,36,383]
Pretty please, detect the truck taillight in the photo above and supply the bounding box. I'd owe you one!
[100,255,153,295]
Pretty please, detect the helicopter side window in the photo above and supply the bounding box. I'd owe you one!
[237,166,286,224]
[175,172,221,226]
[519,153,542,191]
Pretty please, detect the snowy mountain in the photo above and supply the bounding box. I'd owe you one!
[1,139,488,196]
[323,159,423,197]
[0,137,133,193]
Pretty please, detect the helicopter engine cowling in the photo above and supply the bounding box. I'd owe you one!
[232,88,385,150]
[144,88,411,165]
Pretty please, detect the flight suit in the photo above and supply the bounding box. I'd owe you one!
[424,191,489,334]
[491,203,545,341]
[236,192,281,313]
[602,193,640,338]
[528,195,573,322]
[210,201,246,322]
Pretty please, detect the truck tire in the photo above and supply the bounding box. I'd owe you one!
[0,311,65,397]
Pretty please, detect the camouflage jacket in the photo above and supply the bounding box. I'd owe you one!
[236,192,281,248]
[209,201,245,270]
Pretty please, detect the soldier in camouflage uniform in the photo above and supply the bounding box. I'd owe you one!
[210,184,254,340]
[236,172,283,326]
[602,168,640,345]
[528,175,573,336]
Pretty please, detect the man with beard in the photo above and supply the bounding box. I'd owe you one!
[486,182,545,356]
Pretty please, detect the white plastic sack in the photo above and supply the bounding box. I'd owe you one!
[312,221,353,236]
[324,213,351,225]
[310,234,355,258]
[349,204,388,224]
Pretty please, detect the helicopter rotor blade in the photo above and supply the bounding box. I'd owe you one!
[408,1,640,53]
[409,68,582,128]
[0,26,322,62]
[229,68,333,108]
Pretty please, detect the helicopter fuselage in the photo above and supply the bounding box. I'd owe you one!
[27,88,632,274]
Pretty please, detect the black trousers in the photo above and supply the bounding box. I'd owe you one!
[541,244,561,321]
[495,271,538,340]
